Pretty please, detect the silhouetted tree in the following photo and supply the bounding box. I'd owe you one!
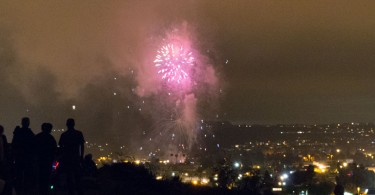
[97,163,155,194]
[262,170,275,192]
[290,164,315,186]
[334,183,344,195]
[336,162,375,191]
[309,181,334,195]
[215,158,237,189]
[238,174,261,194]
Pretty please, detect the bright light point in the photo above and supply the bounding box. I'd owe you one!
[113,92,117,96]
[201,178,209,185]
[72,105,76,110]
[280,173,288,181]
[234,162,240,168]
[272,188,282,192]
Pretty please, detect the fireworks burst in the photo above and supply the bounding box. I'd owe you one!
[154,44,194,84]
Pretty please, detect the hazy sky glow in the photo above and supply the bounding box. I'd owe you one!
[1,1,375,144]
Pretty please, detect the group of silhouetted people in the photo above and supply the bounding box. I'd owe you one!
[0,117,95,195]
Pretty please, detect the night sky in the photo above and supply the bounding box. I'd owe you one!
[1,1,375,143]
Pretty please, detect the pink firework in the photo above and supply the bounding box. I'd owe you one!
[154,44,194,84]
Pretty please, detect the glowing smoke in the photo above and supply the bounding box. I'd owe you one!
[134,23,220,158]
[0,1,222,158]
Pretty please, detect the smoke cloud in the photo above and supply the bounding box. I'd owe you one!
[0,0,221,157]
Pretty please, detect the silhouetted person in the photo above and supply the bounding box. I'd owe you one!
[0,125,9,181]
[82,154,97,177]
[58,118,85,194]
[0,126,14,195]
[12,117,35,194]
[35,123,57,195]
[0,125,8,165]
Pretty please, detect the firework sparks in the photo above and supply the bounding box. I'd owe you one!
[154,44,194,84]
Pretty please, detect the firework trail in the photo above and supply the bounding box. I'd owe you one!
[149,93,198,149]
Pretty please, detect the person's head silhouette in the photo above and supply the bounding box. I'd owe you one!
[21,117,30,128]
[66,118,75,130]
[0,125,3,135]
[41,123,53,134]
